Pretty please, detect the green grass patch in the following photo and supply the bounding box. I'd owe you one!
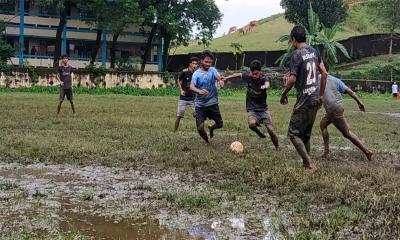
[0,181,18,191]
[160,191,214,212]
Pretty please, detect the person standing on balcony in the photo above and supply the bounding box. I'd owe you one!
[30,46,37,56]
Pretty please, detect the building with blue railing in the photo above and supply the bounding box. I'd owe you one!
[0,0,162,71]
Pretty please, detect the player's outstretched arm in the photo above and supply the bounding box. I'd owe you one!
[221,73,243,81]
[280,74,296,105]
[261,81,270,90]
[319,62,328,104]
[346,88,366,112]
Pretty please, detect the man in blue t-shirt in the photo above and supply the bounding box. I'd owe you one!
[190,50,225,143]
[320,75,373,161]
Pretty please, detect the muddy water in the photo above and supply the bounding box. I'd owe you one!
[0,162,279,239]
[0,163,193,239]
[60,212,189,240]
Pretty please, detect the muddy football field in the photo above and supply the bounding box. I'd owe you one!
[0,93,399,239]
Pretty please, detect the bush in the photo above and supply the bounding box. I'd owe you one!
[239,66,250,73]
[343,62,400,81]
[22,62,39,84]
[116,57,141,72]
[84,64,107,87]
[0,60,13,75]
[162,72,175,85]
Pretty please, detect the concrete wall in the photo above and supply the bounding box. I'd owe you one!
[0,70,167,89]
[8,57,159,71]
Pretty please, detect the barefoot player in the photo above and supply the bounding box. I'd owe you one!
[190,50,225,143]
[320,75,373,161]
[280,26,328,172]
[222,60,279,149]
[57,54,76,115]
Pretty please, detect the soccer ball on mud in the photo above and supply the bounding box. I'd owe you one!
[230,141,244,154]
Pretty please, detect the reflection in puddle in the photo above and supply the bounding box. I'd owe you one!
[188,224,217,240]
[60,212,189,240]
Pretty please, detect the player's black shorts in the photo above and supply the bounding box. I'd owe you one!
[60,88,73,101]
[288,104,320,143]
[195,104,223,127]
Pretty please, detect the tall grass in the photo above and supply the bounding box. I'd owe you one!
[0,86,391,98]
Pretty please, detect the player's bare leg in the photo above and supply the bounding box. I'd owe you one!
[305,141,311,155]
[266,124,279,149]
[208,121,223,139]
[197,122,209,143]
[320,117,332,159]
[70,101,76,114]
[249,120,266,138]
[333,117,373,161]
[289,135,316,171]
[57,101,63,115]
[174,117,182,132]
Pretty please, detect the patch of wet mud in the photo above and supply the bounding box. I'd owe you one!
[60,211,188,240]
[0,162,281,239]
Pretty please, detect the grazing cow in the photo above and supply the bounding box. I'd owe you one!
[228,26,237,34]
[247,20,257,32]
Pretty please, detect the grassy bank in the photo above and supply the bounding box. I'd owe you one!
[0,93,399,238]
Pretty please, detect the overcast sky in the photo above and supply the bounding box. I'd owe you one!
[214,0,284,37]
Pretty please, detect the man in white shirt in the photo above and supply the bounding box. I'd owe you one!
[392,82,398,99]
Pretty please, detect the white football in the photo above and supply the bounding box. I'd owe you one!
[230,141,244,154]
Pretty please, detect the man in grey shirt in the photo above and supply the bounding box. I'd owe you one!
[320,75,373,161]
[57,54,75,115]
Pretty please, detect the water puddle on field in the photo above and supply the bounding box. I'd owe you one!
[0,162,279,239]
[60,212,189,240]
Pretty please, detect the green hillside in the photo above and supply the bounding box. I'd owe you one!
[175,3,382,54]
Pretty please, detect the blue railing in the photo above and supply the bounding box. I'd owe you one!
[0,10,95,21]
[5,23,146,37]
[14,54,158,64]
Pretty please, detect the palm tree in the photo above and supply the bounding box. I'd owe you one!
[276,4,350,67]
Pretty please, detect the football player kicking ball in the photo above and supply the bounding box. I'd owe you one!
[320,75,373,161]
[222,60,279,149]
[190,50,225,143]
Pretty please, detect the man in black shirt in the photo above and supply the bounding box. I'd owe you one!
[57,54,76,115]
[174,57,199,132]
[222,60,279,149]
[280,26,328,172]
